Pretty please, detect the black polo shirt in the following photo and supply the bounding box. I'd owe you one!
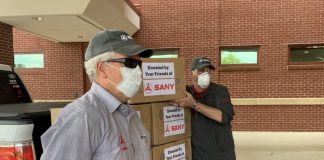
[187,82,236,160]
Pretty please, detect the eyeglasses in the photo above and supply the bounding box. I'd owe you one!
[104,58,142,69]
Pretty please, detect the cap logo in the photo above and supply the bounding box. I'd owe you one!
[199,59,210,63]
[121,35,128,41]
[120,35,134,41]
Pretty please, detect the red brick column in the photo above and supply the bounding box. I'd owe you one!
[0,22,13,65]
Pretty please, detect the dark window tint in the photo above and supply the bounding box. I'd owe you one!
[290,45,324,63]
[0,70,32,104]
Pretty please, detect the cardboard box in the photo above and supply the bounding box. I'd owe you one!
[132,104,151,135]
[132,102,191,146]
[152,138,192,160]
[50,107,63,124]
[128,58,186,104]
[150,102,191,146]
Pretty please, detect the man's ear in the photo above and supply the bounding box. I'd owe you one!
[192,69,198,76]
[192,70,198,82]
[96,62,107,78]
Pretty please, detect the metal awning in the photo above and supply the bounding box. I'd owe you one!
[0,0,140,42]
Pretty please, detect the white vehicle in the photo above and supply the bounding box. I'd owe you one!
[0,119,35,160]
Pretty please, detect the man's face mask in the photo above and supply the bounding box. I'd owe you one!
[105,60,142,98]
[197,72,210,89]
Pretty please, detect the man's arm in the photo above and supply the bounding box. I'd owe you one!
[171,90,234,124]
[40,111,94,160]
[193,102,223,123]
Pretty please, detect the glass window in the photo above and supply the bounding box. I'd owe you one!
[151,50,178,58]
[220,48,258,65]
[289,44,324,63]
[14,53,44,68]
[0,70,32,104]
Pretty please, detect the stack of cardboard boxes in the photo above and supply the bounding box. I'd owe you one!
[50,58,191,160]
[130,58,191,160]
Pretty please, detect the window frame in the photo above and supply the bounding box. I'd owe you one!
[288,43,324,65]
[219,45,260,66]
[14,52,45,69]
[151,48,179,58]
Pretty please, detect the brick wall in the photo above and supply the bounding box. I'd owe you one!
[132,0,324,131]
[218,0,324,98]
[13,28,85,100]
[0,22,13,65]
[10,0,324,131]
[233,105,324,131]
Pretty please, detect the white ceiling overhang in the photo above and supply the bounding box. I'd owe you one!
[0,0,140,42]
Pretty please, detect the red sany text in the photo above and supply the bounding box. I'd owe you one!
[154,84,175,90]
[166,124,185,133]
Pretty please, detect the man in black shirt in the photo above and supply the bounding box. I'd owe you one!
[171,57,236,160]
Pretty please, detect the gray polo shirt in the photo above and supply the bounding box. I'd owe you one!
[40,82,150,160]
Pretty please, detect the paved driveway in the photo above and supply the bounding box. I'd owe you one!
[236,146,324,160]
[234,132,324,160]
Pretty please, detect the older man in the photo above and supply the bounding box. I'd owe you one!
[40,30,152,160]
[171,57,236,160]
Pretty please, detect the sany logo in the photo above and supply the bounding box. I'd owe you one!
[165,124,185,133]
[155,83,175,90]
[144,83,175,94]
[144,83,153,94]
[119,135,128,151]
[165,125,170,133]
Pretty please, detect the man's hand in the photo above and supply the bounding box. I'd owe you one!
[171,91,224,123]
[170,91,196,108]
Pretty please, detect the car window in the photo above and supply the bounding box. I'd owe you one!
[0,70,32,104]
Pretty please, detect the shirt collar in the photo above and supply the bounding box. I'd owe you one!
[89,82,121,113]
[192,84,208,98]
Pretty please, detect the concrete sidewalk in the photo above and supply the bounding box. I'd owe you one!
[233,132,324,160]
[236,147,324,160]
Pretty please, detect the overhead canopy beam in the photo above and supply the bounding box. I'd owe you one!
[0,0,140,42]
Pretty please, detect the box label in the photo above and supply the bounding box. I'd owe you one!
[143,79,176,96]
[163,106,186,137]
[164,143,186,160]
[163,106,184,121]
[142,63,175,79]
[164,120,185,137]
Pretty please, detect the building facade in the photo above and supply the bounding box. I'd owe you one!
[1,0,324,131]
[0,22,13,65]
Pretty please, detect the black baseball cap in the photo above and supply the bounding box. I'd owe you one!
[85,29,153,61]
[190,57,216,71]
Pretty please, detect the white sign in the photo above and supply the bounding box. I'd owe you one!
[163,106,184,122]
[164,120,185,137]
[164,143,186,160]
[143,79,176,96]
[142,63,175,79]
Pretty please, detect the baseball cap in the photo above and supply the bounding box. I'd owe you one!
[85,29,153,61]
[190,57,216,71]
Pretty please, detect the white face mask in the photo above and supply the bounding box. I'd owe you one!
[107,64,142,98]
[197,72,210,89]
